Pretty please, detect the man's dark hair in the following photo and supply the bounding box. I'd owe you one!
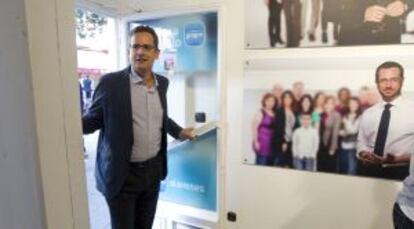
[129,25,159,50]
[375,61,404,83]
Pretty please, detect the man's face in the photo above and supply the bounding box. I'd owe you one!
[376,67,403,102]
[129,32,159,75]
[293,82,304,98]
[272,84,283,98]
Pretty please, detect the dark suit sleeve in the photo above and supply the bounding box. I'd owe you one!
[357,1,373,23]
[166,117,183,139]
[82,80,105,134]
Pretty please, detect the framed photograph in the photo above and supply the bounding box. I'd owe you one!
[245,0,414,48]
[243,57,414,180]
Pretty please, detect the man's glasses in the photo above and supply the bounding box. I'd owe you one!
[131,44,156,52]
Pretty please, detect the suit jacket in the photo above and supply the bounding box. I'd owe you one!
[82,67,182,199]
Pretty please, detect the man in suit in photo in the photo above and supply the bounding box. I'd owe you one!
[357,61,414,180]
[82,25,195,229]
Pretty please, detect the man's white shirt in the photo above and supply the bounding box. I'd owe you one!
[357,96,414,157]
[357,96,414,221]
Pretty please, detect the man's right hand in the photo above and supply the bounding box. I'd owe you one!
[364,5,387,23]
[359,151,385,165]
[179,128,196,140]
[386,1,406,17]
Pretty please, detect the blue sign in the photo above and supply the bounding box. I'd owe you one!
[160,129,217,211]
[184,23,205,46]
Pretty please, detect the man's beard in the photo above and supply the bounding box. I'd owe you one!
[380,89,401,101]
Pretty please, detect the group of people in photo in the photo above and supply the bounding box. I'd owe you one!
[251,66,412,181]
[265,0,414,47]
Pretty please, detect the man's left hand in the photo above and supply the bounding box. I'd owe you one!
[179,128,196,140]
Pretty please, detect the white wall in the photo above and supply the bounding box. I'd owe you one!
[25,0,90,227]
[0,1,45,228]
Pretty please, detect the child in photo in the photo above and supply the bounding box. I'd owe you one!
[292,113,320,171]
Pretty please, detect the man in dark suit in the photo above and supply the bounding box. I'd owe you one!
[82,25,194,229]
[339,0,414,45]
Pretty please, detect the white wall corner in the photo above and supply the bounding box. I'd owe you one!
[24,0,89,228]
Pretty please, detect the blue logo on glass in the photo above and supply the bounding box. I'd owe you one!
[184,23,204,46]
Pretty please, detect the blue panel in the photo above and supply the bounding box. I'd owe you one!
[160,129,217,211]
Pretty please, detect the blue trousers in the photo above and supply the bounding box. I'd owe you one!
[293,157,315,171]
[338,149,357,175]
[256,155,272,166]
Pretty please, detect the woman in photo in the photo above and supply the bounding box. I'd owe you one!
[252,93,278,165]
[275,90,296,167]
[295,94,321,128]
[338,97,362,175]
[313,91,326,130]
[335,87,352,116]
[317,95,341,172]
